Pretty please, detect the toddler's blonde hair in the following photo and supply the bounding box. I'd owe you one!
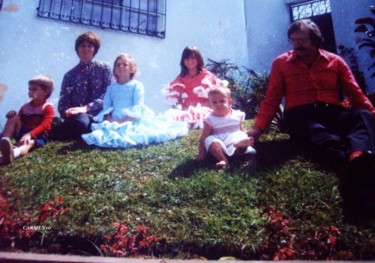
[208,86,232,100]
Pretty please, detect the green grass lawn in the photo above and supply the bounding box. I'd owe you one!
[0,122,374,260]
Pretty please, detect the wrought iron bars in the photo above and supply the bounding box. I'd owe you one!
[290,0,331,21]
[37,0,166,38]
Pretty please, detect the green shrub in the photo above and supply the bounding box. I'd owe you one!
[206,58,284,132]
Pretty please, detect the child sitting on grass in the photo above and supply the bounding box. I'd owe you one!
[81,53,188,148]
[196,84,256,169]
[0,75,55,165]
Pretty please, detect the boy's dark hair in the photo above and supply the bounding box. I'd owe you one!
[75,31,101,56]
[28,75,54,99]
[179,46,205,77]
[288,19,324,48]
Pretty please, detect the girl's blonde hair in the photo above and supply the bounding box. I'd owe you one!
[113,53,138,81]
[208,86,232,100]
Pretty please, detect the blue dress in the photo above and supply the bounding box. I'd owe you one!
[81,80,189,148]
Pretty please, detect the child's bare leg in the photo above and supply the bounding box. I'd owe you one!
[233,137,254,149]
[233,137,255,156]
[1,115,20,138]
[208,142,228,169]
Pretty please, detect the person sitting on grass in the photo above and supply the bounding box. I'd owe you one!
[163,46,218,129]
[81,53,188,148]
[196,84,256,169]
[0,75,55,165]
[50,31,112,140]
[247,19,375,223]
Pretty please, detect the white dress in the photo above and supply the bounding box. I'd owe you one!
[204,109,256,156]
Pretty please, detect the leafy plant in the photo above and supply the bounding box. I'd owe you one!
[355,5,375,77]
[259,207,354,260]
[100,223,160,257]
[0,194,69,250]
[206,59,284,132]
[337,45,368,92]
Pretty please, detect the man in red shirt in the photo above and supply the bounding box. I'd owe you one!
[248,19,375,223]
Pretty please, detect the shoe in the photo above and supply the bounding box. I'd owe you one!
[0,139,14,165]
[342,151,375,224]
[348,151,375,186]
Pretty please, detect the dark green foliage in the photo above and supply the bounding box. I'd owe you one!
[206,59,284,132]
[355,5,375,78]
[206,58,269,118]
[338,45,368,92]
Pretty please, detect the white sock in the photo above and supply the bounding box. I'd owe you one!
[13,148,21,159]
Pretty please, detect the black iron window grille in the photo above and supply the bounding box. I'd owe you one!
[37,0,166,38]
[290,0,331,21]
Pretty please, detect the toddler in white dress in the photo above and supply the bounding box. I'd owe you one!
[196,85,256,169]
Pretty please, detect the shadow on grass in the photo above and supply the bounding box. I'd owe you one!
[168,158,212,178]
[55,140,97,155]
[168,136,299,179]
[169,153,259,179]
[54,139,148,154]
[252,137,300,172]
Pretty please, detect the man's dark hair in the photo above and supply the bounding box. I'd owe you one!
[288,19,324,47]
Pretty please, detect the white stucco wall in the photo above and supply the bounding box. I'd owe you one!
[0,0,248,128]
[244,0,291,73]
[1,0,374,130]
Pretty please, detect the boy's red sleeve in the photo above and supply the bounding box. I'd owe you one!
[29,104,55,138]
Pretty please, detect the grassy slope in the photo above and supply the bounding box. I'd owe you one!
[0,121,374,259]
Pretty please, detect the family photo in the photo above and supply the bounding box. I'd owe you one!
[0,0,375,261]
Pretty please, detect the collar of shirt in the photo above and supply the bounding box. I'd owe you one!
[78,60,95,67]
[286,49,329,65]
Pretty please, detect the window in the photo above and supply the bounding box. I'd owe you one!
[37,0,166,38]
[290,0,331,21]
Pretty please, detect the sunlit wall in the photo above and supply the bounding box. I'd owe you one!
[1,0,374,129]
[0,0,248,128]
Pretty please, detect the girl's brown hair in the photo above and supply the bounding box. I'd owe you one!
[179,46,205,77]
[75,31,101,56]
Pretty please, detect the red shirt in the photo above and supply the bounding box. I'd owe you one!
[254,49,375,131]
[18,101,55,138]
[166,69,217,109]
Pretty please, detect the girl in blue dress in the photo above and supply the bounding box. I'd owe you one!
[82,54,188,148]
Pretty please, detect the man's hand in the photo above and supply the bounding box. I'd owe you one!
[247,127,262,140]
